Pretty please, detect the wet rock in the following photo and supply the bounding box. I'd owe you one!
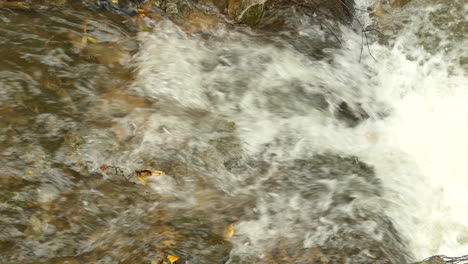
[260,0,356,30]
[165,0,179,13]
[370,0,389,20]
[370,0,413,22]
[231,154,412,264]
[24,215,49,237]
[257,3,300,32]
[213,136,242,158]
[389,0,413,8]
[199,0,228,12]
[214,120,236,133]
[158,0,192,17]
[227,0,264,26]
[181,9,223,33]
[335,101,370,127]
[257,1,357,59]
[307,0,356,24]
[411,256,446,264]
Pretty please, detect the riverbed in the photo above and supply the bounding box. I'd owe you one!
[0,0,467,263]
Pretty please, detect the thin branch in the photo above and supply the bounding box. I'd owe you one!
[292,0,378,61]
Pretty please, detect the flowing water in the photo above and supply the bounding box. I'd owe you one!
[0,0,467,263]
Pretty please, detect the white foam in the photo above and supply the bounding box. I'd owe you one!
[355,0,468,257]
[118,0,468,260]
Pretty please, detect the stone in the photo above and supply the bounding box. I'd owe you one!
[228,154,412,264]
[411,256,446,263]
[314,0,356,24]
[336,101,370,127]
[165,1,178,13]
[228,0,265,26]
[390,0,413,8]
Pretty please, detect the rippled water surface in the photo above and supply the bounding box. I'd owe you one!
[0,0,467,263]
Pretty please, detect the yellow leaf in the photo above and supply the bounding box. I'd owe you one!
[151,261,157,264]
[137,8,145,13]
[224,224,234,240]
[87,36,97,44]
[149,170,165,176]
[111,0,118,3]
[167,255,179,263]
[27,170,34,176]
[17,2,25,5]
[138,175,148,184]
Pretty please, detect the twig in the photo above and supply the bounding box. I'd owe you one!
[289,0,378,61]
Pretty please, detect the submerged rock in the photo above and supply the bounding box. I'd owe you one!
[181,9,224,33]
[81,43,131,67]
[411,255,468,264]
[230,154,412,264]
[336,101,370,127]
[412,256,446,264]
[199,0,228,12]
[370,0,413,21]
[260,0,356,30]
[389,0,413,8]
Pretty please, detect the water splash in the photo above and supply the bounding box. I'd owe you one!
[130,0,468,261]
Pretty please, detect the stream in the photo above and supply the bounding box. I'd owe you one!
[0,0,467,263]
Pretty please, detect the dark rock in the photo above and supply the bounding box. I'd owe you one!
[256,0,358,60]
[336,101,370,127]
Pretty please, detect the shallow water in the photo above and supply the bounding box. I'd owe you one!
[0,0,467,263]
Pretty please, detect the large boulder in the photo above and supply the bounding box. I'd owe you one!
[229,154,412,264]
